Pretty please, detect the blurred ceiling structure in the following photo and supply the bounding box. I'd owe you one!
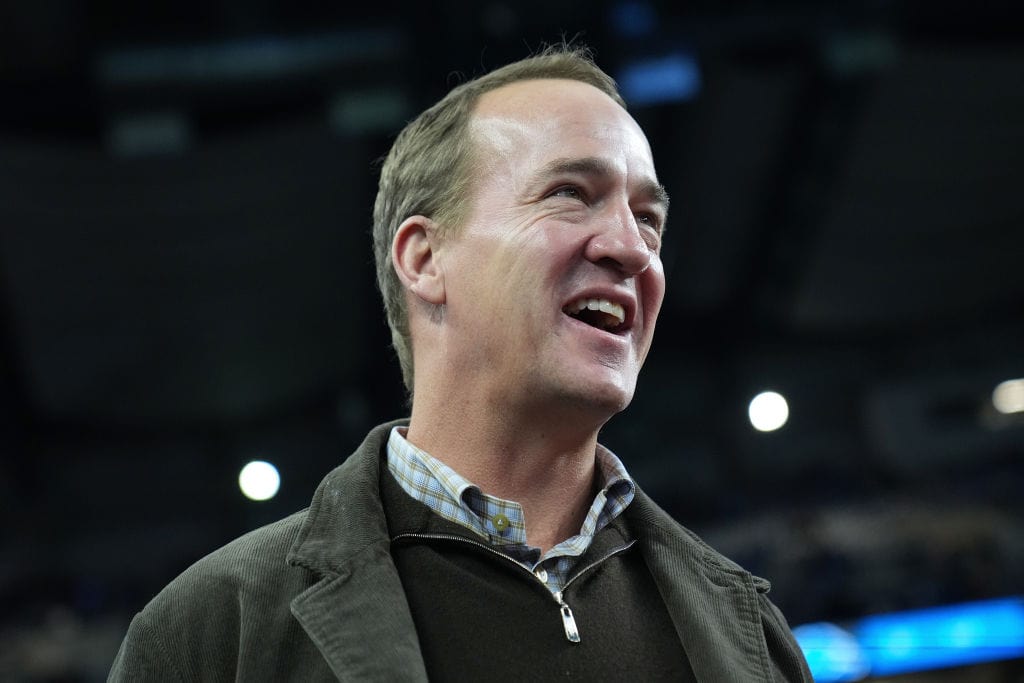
[0,0,1022,679]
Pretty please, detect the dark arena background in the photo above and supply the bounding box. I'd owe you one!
[1,1,1023,681]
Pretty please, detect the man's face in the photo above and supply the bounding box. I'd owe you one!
[437,78,667,419]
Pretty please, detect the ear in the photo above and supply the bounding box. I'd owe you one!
[392,215,446,305]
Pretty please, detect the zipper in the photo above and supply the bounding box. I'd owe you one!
[391,532,636,643]
[554,591,580,642]
[562,539,637,593]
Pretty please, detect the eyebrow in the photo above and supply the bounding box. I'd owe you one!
[534,156,670,212]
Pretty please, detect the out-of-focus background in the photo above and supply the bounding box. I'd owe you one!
[1,1,1022,681]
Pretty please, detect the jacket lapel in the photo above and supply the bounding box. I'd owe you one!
[287,421,428,682]
[290,543,428,682]
[630,491,774,683]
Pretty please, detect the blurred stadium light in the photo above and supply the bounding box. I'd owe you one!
[795,596,1024,682]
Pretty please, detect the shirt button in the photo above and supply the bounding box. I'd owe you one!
[492,513,510,533]
[534,568,548,583]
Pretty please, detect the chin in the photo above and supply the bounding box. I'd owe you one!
[559,377,636,420]
[525,361,638,420]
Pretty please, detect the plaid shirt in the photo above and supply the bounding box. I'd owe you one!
[386,426,635,594]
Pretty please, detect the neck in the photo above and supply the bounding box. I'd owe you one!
[406,385,607,553]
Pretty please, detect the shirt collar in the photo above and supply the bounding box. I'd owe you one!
[385,425,635,548]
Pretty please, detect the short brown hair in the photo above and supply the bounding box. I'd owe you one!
[372,44,626,394]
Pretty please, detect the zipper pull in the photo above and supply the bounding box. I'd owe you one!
[555,592,581,643]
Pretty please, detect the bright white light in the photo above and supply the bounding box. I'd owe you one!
[238,460,280,501]
[992,379,1024,415]
[749,391,789,432]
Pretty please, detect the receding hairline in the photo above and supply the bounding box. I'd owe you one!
[471,75,624,117]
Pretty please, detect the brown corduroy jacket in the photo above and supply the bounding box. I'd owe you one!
[108,419,812,682]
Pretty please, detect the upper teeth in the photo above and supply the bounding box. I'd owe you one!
[564,298,626,325]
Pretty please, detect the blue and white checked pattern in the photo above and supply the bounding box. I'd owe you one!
[386,426,635,593]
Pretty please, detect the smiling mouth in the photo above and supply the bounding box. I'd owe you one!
[563,298,627,332]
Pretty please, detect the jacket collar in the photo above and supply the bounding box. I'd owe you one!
[286,419,428,681]
[628,490,776,682]
[286,420,406,574]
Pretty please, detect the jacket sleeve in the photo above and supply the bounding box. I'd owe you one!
[106,512,330,682]
[108,610,186,682]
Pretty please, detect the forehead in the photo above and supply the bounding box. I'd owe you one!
[470,79,656,176]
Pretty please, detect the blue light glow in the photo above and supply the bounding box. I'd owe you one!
[795,597,1024,681]
[617,54,701,106]
[856,597,1024,676]
[793,622,869,682]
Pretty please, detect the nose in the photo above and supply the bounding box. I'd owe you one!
[583,204,653,276]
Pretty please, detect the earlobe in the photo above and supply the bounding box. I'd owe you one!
[392,216,446,305]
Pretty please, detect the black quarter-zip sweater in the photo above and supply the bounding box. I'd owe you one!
[381,458,695,681]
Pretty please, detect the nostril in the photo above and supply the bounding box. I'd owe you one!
[584,226,655,276]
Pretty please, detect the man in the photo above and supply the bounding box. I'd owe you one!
[109,45,812,681]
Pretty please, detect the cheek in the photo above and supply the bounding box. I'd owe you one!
[641,260,666,324]
[504,228,578,283]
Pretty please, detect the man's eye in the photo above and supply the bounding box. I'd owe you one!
[551,186,583,200]
[635,215,663,250]
[635,213,663,233]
